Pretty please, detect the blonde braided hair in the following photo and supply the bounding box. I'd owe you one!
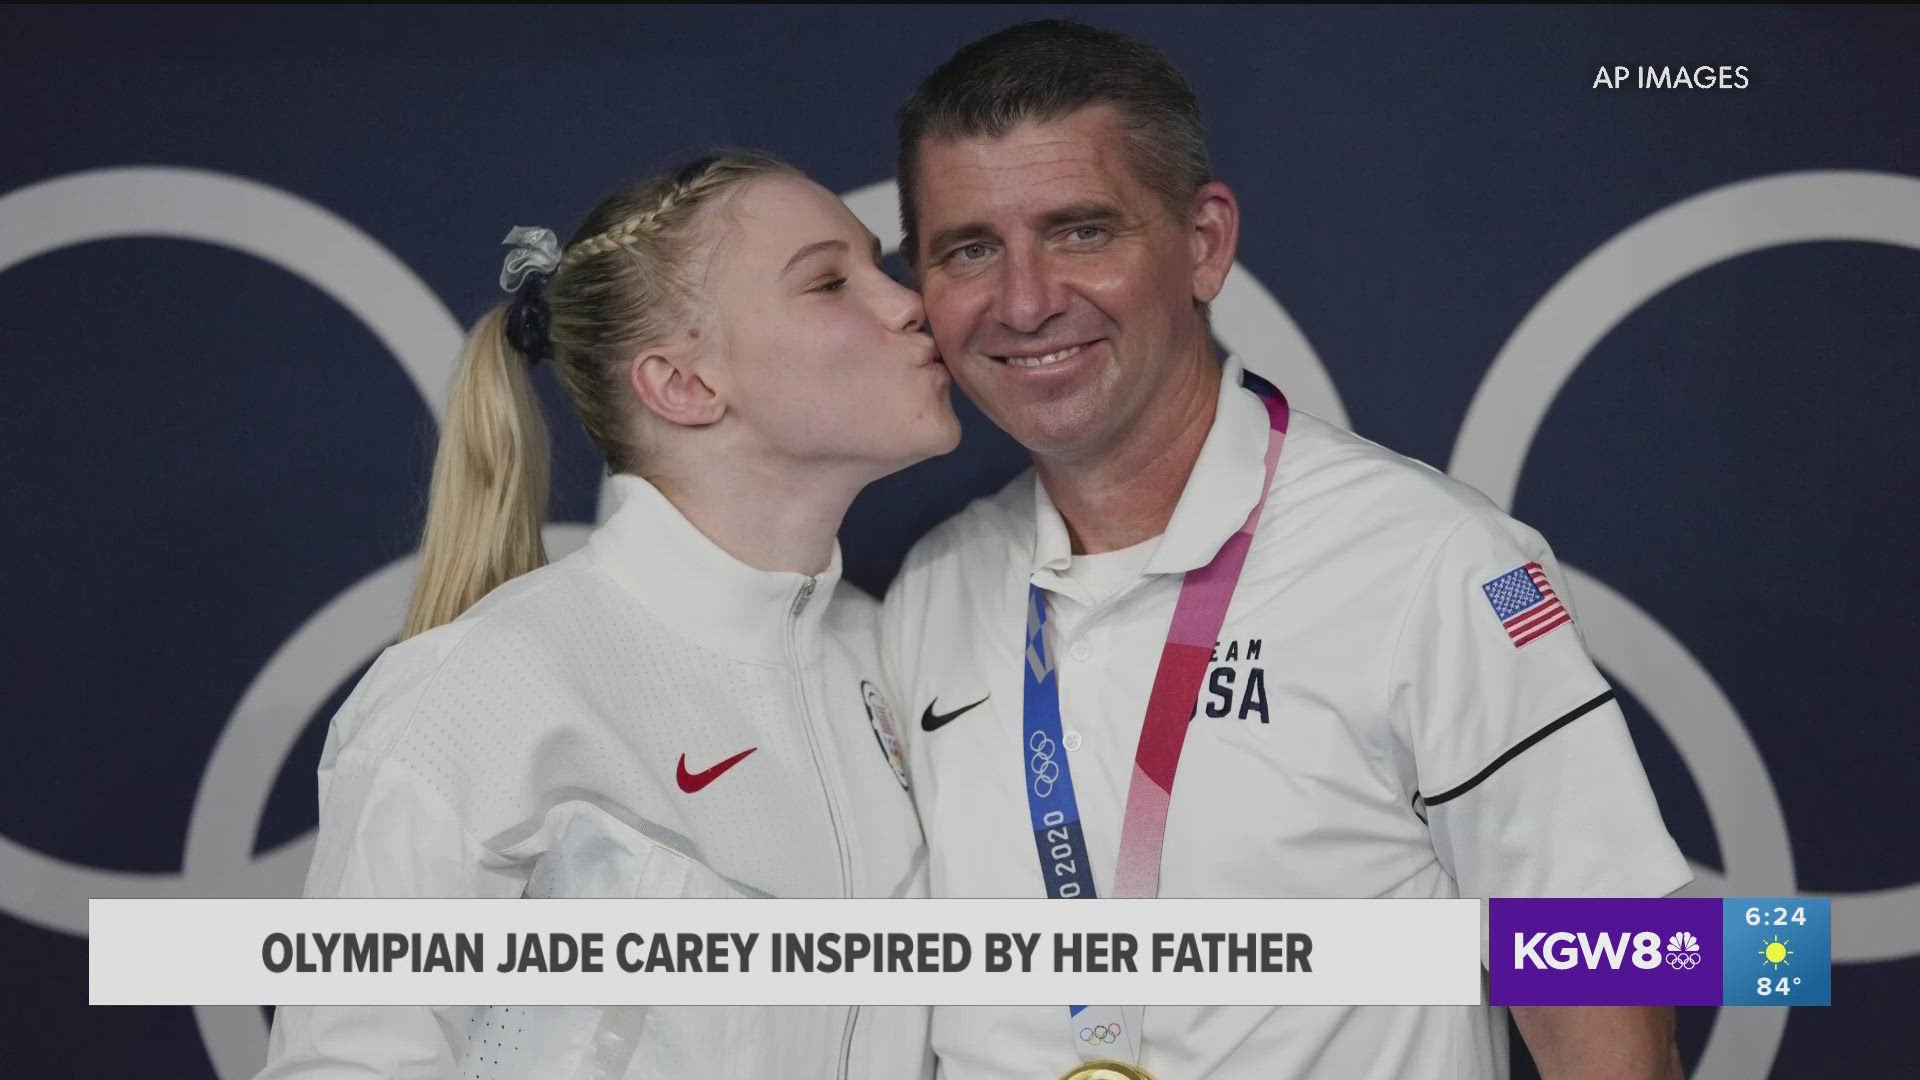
[544,150,800,472]
[404,149,798,637]
[541,151,802,470]
[560,210,660,263]
[561,155,770,263]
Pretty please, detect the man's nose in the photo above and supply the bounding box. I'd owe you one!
[992,247,1063,335]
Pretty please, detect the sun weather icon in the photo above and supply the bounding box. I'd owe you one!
[1759,934,1793,971]
[1665,931,1701,970]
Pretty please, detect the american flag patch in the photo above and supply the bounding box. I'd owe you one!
[1481,562,1571,648]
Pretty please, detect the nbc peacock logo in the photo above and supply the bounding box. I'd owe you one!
[1664,931,1702,970]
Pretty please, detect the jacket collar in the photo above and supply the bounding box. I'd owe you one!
[1030,354,1269,579]
[587,474,839,668]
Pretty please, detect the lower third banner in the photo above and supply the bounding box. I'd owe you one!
[1490,897,1831,1007]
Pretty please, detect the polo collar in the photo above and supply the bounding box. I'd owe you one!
[1029,355,1270,579]
[588,474,838,668]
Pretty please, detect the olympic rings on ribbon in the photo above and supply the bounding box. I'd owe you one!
[1028,730,1061,798]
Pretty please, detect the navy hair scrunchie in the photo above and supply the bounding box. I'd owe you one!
[504,271,552,366]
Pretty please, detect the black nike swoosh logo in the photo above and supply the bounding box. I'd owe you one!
[921,695,989,732]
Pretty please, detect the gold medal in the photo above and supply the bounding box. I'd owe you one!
[1058,1062,1156,1080]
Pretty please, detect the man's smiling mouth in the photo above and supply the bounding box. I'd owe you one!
[994,341,1093,367]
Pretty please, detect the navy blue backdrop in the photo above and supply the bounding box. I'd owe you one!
[3,5,1916,1077]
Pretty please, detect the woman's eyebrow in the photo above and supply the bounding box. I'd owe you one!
[781,238,848,275]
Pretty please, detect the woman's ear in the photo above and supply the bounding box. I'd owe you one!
[628,345,725,427]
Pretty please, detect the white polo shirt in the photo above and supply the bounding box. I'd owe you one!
[881,357,1691,1080]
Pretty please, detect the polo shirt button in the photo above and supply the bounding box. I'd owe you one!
[1070,640,1092,661]
[1064,730,1083,751]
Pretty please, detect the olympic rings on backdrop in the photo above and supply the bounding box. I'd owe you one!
[2,168,1915,1080]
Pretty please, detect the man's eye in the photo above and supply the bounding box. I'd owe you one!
[813,277,846,293]
[1069,225,1106,242]
[957,243,988,262]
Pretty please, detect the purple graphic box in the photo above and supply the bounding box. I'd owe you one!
[1490,898,1723,1006]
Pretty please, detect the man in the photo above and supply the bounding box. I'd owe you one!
[881,19,1692,1080]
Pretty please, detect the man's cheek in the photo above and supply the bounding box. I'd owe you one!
[922,296,971,351]
[1071,264,1143,318]
[947,364,999,408]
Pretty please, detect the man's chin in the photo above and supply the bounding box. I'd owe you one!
[996,411,1117,462]
[955,379,1115,457]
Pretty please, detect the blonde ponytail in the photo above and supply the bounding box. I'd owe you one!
[401,150,799,637]
[403,304,551,637]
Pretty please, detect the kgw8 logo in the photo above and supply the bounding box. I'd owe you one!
[1512,929,1704,971]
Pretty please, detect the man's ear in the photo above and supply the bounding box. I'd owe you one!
[1188,180,1240,305]
[628,346,725,427]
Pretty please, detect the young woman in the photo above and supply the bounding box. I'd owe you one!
[256,151,958,1079]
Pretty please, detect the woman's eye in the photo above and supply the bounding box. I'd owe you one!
[813,277,846,293]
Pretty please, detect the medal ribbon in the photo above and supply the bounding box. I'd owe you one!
[1021,372,1290,1066]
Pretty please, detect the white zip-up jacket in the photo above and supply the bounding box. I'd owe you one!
[257,474,932,1080]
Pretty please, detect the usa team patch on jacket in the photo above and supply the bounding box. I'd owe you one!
[861,680,910,789]
[1481,562,1572,648]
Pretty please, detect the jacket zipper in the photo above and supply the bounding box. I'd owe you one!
[838,1003,860,1080]
[786,577,852,896]
[784,577,860,1079]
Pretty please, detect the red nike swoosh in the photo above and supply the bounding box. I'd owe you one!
[676,747,757,793]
